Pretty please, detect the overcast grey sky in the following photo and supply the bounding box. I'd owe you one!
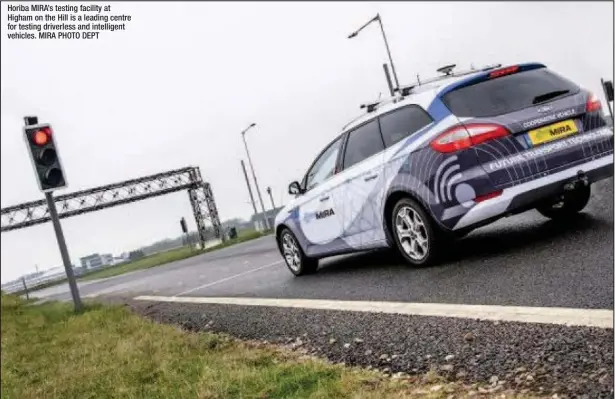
[1,1,613,282]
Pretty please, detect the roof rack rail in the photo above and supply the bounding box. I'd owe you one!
[359,101,380,113]
[343,63,504,131]
[398,63,502,97]
[341,114,367,131]
[342,94,401,131]
[359,95,399,114]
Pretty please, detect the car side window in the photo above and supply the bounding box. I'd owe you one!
[342,120,384,170]
[379,105,433,147]
[304,136,343,191]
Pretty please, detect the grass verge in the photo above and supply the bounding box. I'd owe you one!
[1,294,441,399]
[13,230,271,295]
[1,294,540,399]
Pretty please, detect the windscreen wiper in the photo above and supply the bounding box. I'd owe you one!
[532,90,570,105]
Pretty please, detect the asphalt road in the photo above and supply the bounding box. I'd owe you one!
[32,178,614,310]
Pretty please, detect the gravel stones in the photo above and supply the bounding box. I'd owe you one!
[464,332,475,342]
[128,300,614,398]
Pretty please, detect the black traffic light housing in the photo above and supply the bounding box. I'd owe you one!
[23,123,67,192]
[603,80,614,102]
[180,217,188,233]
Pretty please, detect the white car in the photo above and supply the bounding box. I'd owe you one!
[274,63,614,276]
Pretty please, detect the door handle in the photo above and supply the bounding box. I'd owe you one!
[319,196,330,202]
[364,174,378,182]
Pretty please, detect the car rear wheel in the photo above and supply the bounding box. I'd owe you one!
[536,184,591,220]
[279,228,318,276]
[391,197,441,267]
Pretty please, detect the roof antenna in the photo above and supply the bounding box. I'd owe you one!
[417,74,421,85]
[436,64,456,76]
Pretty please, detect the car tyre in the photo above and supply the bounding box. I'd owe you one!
[536,185,591,220]
[390,197,441,267]
[279,228,318,276]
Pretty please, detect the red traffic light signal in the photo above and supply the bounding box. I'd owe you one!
[32,127,52,146]
[23,123,67,192]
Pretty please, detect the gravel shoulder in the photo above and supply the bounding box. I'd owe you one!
[127,299,614,399]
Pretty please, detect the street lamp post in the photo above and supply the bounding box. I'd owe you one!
[240,159,258,217]
[241,123,271,231]
[348,13,401,91]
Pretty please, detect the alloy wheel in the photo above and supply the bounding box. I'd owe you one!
[395,205,429,261]
[281,233,301,272]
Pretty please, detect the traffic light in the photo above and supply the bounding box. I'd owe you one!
[180,217,188,233]
[603,80,614,102]
[23,123,67,192]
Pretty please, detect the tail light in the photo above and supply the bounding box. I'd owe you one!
[586,92,602,112]
[475,190,503,203]
[489,65,519,79]
[430,123,510,153]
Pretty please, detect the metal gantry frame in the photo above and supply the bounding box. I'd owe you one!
[0,166,223,248]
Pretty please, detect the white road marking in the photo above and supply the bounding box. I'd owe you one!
[173,261,283,297]
[133,296,613,329]
[84,280,149,298]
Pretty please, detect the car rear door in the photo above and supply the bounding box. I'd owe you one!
[438,65,614,189]
[334,119,387,249]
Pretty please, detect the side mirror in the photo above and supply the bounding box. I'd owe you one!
[288,181,303,195]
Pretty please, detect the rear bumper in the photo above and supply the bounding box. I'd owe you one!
[482,126,614,189]
[453,152,613,230]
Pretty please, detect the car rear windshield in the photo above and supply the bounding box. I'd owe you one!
[442,68,580,118]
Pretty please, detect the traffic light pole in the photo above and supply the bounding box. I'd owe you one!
[45,191,83,313]
[24,116,83,313]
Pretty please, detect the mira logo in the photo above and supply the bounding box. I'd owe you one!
[303,208,335,222]
[316,208,335,219]
[549,125,572,136]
